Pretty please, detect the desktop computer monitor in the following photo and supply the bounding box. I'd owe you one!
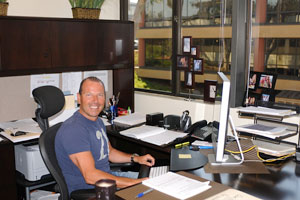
[208,72,243,165]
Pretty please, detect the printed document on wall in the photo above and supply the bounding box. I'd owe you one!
[62,71,82,100]
[30,74,60,97]
[83,70,108,91]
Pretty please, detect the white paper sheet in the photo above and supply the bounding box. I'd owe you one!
[143,172,211,200]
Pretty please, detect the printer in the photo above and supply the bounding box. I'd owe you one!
[14,143,50,181]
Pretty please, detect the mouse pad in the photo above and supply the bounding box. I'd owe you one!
[170,147,208,171]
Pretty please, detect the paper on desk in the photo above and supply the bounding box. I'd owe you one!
[49,108,78,126]
[0,118,42,143]
[141,129,187,146]
[120,125,187,146]
[0,118,41,133]
[206,188,261,200]
[113,112,146,126]
[191,140,213,146]
[143,172,211,200]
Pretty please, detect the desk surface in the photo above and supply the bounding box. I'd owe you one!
[107,125,300,200]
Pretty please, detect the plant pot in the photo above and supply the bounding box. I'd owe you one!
[72,8,100,19]
[0,2,8,16]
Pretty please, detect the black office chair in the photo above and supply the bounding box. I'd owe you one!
[39,122,95,200]
[32,85,65,132]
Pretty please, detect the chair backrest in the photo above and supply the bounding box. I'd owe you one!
[32,86,65,131]
[39,122,70,200]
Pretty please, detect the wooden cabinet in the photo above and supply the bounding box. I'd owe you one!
[0,19,52,71]
[97,22,134,67]
[0,16,134,110]
[0,137,17,199]
[0,16,134,74]
[51,20,98,68]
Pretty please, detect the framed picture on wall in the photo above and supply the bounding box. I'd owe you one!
[185,71,195,88]
[248,71,260,90]
[243,91,261,106]
[183,36,192,54]
[192,58,203,74]
[258,73,277,90]
[204,80,217,102]
[191,46,198,56]
[177,55,189,70]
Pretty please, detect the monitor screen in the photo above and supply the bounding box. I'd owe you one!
[208,72,243,165]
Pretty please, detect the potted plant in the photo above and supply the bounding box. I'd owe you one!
[69,0,105,19]
[0,0,8,16]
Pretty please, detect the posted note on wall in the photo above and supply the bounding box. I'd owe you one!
[62,71,82,100]
[83,70,108,91]
[30,74,60,97]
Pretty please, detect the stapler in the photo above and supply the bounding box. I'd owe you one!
[11,131,27,137]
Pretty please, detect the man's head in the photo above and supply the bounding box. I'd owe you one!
[77,77,105,121]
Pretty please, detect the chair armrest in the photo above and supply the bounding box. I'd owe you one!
[138,164,150,178]
[70,189,95,200]
[109,162,134,169]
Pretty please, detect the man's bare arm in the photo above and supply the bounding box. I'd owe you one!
[69,151,147,188]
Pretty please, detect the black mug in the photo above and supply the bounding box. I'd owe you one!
[95,179,116,200]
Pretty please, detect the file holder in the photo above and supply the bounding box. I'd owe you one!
[237,108,299,157]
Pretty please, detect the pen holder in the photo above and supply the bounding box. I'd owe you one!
[95,179,116,200]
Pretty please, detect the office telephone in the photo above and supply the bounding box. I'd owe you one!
[187,120,218,142]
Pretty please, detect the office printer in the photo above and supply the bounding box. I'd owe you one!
[14,143,50,181]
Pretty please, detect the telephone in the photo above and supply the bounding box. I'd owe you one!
[180,110,192,132]
[187,120,218,142]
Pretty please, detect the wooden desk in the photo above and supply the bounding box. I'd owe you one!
[107,125,300,200]
[0,136,17,199]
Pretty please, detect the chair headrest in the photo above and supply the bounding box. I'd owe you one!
[32,86,65,118]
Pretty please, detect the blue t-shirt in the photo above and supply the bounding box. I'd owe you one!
[55,111,110,193]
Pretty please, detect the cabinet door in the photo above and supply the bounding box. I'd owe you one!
[0,19,52,71]
[0,138,17,199]
[97,22,134,68]
[51,21,98,68]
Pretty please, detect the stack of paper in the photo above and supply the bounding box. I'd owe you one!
[142,172,211,200]
[0,119,42,143]
[252,140,296,157]
[113,112,146,126]
[119,125,187,146]
[236,124,294,139]
[239,106,296,117]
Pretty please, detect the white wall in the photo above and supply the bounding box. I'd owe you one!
[135,91,300,144]
[7,0,119,19]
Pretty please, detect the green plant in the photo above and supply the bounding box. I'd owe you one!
[0,0,8,3]
[69,0,105,9]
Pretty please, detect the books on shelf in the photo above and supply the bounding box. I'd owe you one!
[119,125,187,146]
[239,106,296,117]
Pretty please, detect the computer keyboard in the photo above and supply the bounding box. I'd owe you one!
[149,165,169,178]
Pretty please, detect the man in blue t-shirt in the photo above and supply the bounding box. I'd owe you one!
[55,77,155,194]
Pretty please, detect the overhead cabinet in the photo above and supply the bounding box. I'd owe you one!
[0,16,134,75]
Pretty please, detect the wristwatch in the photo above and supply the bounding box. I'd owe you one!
[131,153,139,163]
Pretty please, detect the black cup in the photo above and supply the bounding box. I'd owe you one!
[95,179,116,200]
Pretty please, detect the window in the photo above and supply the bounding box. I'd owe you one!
[128,0,300,106]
